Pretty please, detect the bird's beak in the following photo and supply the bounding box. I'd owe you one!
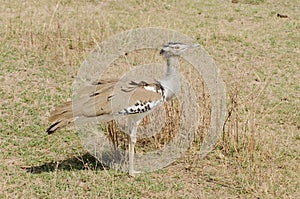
[190,43,200,48]
[159,49,165,55]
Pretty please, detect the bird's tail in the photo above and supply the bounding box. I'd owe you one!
[46,101,75,134]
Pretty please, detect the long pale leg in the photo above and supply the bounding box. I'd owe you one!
[128,124,139,177]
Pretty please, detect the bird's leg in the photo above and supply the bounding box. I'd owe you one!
[128,123,139,177]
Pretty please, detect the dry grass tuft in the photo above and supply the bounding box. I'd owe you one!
[104,98,181,152]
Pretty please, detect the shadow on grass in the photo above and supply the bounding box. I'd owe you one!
[22,153,107,174]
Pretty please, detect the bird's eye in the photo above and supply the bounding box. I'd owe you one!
[175,46,180,49]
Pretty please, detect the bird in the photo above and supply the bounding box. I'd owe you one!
[46,42,199,176]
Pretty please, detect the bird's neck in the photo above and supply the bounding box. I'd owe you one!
[165,56,179,78]
[160,56,180,100]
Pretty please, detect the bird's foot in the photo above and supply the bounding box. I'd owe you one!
[129,170,142,177]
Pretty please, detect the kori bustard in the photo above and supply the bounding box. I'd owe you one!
[46,42,199,176]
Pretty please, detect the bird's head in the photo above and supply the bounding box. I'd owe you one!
[159,42,199,57]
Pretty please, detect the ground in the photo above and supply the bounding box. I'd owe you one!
[0,0,299,198]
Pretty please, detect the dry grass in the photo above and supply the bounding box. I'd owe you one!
[1,0,299,198]
[104,98,182,152]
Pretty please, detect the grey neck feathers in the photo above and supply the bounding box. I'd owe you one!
[160,56,180,100]
[165,56,179,78]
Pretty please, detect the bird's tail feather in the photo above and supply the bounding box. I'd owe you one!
[46,101,75,134]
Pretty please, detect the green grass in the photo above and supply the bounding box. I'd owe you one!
[1,0,299,198]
